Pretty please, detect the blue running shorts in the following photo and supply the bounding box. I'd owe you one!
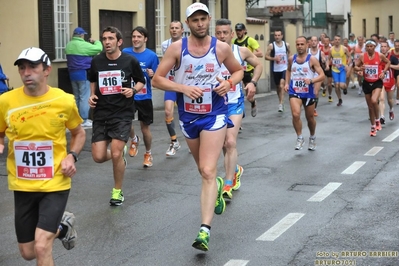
[332,69,346,83]
[179,114,233,139]
[227,100,245,118]
[164,91,177,102]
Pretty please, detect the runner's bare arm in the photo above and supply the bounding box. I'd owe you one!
[241,47,263,82]
[214,41,244,96]
[61,125,85,177]
[264,43,275,61]
[310,57,325,84]
[241,47,263,99]
[345,47,352,65]
[253,47,263,58]
[286,43,291,57]
[284,56,293,92]
[89,82,98,107]
[380,54,391,79]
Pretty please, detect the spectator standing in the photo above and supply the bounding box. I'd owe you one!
[66,27,103,127]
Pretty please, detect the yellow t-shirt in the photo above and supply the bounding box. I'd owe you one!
[0,86,83,192]
[331,45,347,73]
[233,36,260,72]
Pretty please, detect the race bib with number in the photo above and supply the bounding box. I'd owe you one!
[364,65,378,79]
[293,78,309,93]
[98,70,122,95]
[332,58,342,67]
[14,141,54,180]
[383,71,391,83]
[137,77,148,95]
[276,53,287,65]
[183,86,212,114]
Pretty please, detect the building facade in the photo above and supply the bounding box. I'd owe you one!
[351,0,399,38]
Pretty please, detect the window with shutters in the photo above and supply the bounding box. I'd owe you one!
[53,0,71,61]
[155,0,166,56]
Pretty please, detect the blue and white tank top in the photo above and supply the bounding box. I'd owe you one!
[288,54,316,98]
[221,44,245,104]
[174,36,227,122]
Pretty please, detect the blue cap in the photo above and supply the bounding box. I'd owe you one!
[73,27,87,35]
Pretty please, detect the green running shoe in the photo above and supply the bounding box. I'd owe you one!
[192,229,209,251]
[214,176,226,215]
[110,188,124,206]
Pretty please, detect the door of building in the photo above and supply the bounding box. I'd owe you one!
[99,10,134,50]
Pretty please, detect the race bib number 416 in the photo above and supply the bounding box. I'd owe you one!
[14,141,54,180]
[98,70,122,95]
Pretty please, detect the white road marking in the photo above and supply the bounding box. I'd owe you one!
[223,260,250,266]
[364,146,384,156]
[341,161,366,174]
[307,182,342,202]
[382,129,399,142]
[256,213,305,241]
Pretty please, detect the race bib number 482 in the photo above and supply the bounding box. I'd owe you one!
[293,79,309,93]
[14,141,54,180]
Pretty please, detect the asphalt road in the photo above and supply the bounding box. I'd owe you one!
[1,87,399,266]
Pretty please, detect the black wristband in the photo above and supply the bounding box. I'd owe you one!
[68,151,78,163]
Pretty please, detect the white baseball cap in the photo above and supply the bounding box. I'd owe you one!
[186,3,209,18]
[14,47,51,66]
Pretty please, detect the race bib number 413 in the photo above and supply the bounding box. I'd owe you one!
[14,141,54,180]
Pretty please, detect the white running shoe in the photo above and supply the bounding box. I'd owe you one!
[60,211,77,250]
[81,119,92,127]
[308,137,316,151]
[166,140,181,156]
[295,138,305,150]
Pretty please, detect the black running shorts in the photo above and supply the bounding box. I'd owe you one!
[289,94,316,107]
[92,119,132,143]
[133,99,154,125]
[14,190,70,243]
[362,79,383,95]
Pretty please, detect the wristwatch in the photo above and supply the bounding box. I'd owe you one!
[68,151,79,163]
[310,79,313,84]
[132,88,138,95]
[250,80,258,87]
